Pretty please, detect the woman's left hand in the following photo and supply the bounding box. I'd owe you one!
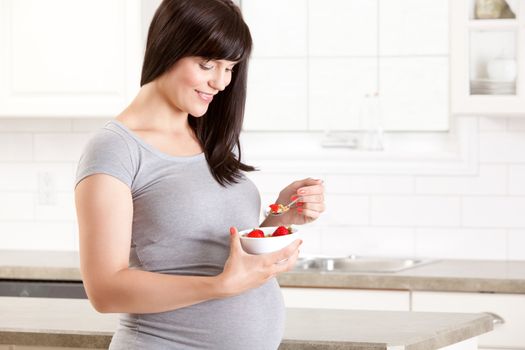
[270,178,325,226]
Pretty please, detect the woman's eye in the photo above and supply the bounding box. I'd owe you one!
[199,63,213,70]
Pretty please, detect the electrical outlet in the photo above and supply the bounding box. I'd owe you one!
[38,172,57,206]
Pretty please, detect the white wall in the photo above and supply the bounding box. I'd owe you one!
[0,116,524,261]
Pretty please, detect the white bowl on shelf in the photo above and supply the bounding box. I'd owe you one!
[238,226,300,255]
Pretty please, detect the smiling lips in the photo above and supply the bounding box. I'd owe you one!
[196,90,214,103]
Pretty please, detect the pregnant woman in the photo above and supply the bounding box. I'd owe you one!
[74,0,325,349]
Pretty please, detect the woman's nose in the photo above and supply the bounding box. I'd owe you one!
[209,71,227,91]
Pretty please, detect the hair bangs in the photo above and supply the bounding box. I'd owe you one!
[194,13,252,62]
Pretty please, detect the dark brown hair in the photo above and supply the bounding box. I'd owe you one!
[141,0,255,186]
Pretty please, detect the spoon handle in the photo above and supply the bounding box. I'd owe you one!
[286,196,301,208]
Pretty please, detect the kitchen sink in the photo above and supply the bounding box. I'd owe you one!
[293,255,436,273]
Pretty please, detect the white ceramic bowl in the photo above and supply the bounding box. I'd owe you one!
[238,226,300,255]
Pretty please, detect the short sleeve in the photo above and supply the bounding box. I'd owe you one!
[75,129,136,189]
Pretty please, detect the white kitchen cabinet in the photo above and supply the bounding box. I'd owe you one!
[451,0,525,116]
[281,287,410,311]
[0,0,142,118]
[412,291,525,349]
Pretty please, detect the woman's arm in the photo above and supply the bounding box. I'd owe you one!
[75,174,300,314]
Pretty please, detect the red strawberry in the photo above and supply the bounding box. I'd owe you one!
[269,204,280,212]
[272,226,291,237]
[246,229,265,238]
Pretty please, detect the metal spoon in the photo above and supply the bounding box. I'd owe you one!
[264,197,301,217]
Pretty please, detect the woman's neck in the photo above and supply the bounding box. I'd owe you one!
[119,82,191,136]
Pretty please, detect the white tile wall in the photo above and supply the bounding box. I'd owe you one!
[321,227,416,257]
[507,119,525,131]
[415,165,507,195]
[1,116,525,260]
[308,0,377,56]
[508,230,525,260]
[415,228,507,260]
[308,58,377,131]
[0,0,523,260]
[244,58,308,130]
[0,134,33,161]
[479,131,525,163]
[379,0,448,56]
[509,165,525,195]
[0,222,76,251]
[324,174,414,195]
[370,196,461,227]
[463,197,525,228]
[242,0,307,57]
[380,57,448,130]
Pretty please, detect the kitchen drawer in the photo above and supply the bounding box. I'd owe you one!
[281,287,410,311]
[412,291,525,349]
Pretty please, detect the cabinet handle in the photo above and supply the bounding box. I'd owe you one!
[483,312,505,327]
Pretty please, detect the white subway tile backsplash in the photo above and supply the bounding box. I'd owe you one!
[415,165,507,195]
[308,58,377,131]
[0,193,34,220]
[35,193,76,221]
[415,228,507,260]
[0,163,38,191]
[309,0,377,56]
[0,163,76,192]
[371,196,461,227]
[71,118,110,132]
[317,194,369,226]
[297,225,322,256]
[479,116,507,131]
[463,197,525,228]
[479,132,525,163]
[244,58,307,131]
[321,227,415,257]
[34,133,92,161]
[509,165,525,195]
[0,0,522,262]
[380,57,449,131]
[0,134,33,161]
[0,118,71,132]
[242,0,307,57]
[508,229,525,260]
[379,0,448,56]
[246,172,304,195]
[0,221,75,251]
[324,174,414,194]
[507,119,525,131]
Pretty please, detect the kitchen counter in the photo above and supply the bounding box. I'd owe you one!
[0,297,493,350]
[1,250,525,293]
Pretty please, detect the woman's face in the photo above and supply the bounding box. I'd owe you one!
[158,56,238,117]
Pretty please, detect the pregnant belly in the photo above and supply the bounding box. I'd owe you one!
[114,279,285,350]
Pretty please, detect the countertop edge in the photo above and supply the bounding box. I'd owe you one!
[0,330,112,348]
[279,339,386,350]
[404,314,493,350]
[277,273,525,294]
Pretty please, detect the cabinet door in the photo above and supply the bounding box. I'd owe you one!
[451,0,525,116]
[281,287,410,311]
[412,291,525,348]
[0,0,142,117]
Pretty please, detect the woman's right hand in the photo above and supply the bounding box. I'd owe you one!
[217,227,302,297]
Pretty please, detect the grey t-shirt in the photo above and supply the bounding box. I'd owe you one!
[75,120,285,350]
